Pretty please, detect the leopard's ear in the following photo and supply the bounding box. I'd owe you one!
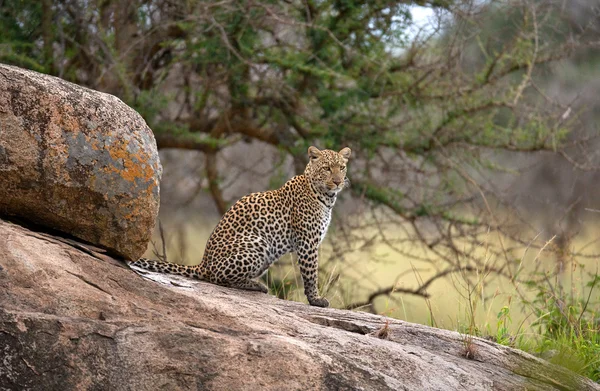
[308,146,322,161]
[339,147,351,161]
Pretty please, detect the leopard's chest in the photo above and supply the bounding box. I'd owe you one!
[318,208,332,244]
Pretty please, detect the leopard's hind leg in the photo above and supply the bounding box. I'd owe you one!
[231,279,269,293]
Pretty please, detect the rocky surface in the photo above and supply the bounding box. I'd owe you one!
[0,64,161,260]
[0,218,598,391]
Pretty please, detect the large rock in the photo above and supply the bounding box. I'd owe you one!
[0,219,598,391]
[0,64,161,260]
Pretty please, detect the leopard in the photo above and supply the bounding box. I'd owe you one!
[130,146,351,307]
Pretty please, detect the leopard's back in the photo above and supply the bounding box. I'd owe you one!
[201,175,328,274]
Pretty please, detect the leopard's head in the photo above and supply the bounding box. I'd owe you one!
[304,146,351,196]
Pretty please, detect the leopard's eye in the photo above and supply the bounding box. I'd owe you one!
[341,165,346,170]
[326,167,332,172]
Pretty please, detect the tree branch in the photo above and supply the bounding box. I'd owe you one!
[205,151,228,215]
[345,265,500,311]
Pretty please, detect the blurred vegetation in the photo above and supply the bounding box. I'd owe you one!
[2,0,599,380]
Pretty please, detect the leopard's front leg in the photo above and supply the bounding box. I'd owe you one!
[297,245,329,307]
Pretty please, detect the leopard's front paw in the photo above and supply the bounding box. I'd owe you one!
[309,297,330,308]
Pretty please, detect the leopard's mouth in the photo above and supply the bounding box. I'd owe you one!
[326,183,344,194]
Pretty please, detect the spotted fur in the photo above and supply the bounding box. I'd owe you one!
[130,146,351,307]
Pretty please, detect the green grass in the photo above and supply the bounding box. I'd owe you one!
[372,260,600,382]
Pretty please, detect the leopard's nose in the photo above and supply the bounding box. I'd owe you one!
[333,178,342,186]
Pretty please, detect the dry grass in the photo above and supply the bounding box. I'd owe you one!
[372,320,390,340]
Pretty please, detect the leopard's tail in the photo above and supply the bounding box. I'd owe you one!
[128,258,203,279]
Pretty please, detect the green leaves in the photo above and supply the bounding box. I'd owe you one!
[0,0,45,71]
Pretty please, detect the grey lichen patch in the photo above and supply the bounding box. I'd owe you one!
[126,134,141,155]
[86,120,98,130]
[91,170,138,199]
[140,130,162,178]
[65,132,98,168]
[64,130,153,198]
